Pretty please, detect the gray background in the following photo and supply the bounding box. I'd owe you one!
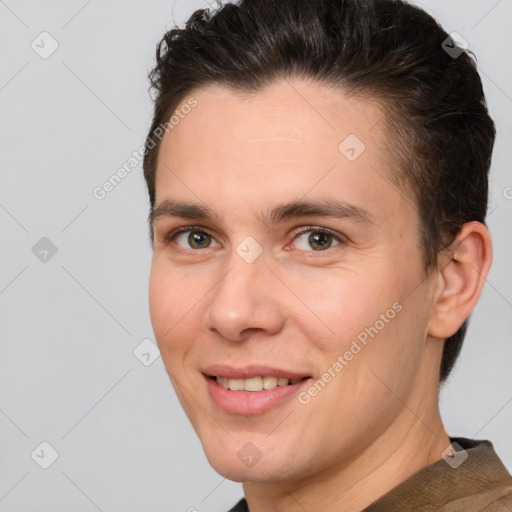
[0,0,510,510]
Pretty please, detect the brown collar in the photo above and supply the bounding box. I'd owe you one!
[364,437,512,511]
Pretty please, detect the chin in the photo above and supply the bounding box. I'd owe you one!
[210,463,257,483]
[205,455,284,483]
[199,434,307,484]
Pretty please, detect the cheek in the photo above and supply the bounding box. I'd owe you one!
[148,264,173,341]
[148,260,197,361]
[310,271,425,410]
[291,270,394,354]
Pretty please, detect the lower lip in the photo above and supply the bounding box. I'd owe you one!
[205,375,312,415]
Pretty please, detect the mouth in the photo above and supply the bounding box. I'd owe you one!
[211,375,309,391]
[202,366,313,414]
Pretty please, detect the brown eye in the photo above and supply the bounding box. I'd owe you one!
[292,228,343,252]
[187,232,212,249]
[170,229,220,250]
[308,232,333,250]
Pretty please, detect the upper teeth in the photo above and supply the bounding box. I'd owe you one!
[216,376,303,392]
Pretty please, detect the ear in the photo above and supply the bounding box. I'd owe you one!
[428,221,492,339]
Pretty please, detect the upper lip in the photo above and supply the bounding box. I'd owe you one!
[203,364,311,380]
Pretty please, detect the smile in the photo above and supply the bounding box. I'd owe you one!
[203,367,313,414]
[215,375,307,391]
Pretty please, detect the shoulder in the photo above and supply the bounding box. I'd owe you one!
[441,484,512,511]
[227,498,248,512]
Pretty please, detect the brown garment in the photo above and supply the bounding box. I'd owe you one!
[228,437,512,511]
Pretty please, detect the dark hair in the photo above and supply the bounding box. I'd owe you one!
[143,0,495,382]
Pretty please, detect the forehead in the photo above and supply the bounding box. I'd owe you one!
[154,78,409,224]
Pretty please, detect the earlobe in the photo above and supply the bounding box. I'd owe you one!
[428,221,492,339]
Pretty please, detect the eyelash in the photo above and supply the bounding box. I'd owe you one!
[162,226,210,246]
[162,225,346,253]
[288,226,346,252]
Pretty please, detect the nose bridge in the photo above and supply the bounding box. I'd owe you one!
[203,244,284,340]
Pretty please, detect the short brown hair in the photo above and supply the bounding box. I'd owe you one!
[143,0,496,381]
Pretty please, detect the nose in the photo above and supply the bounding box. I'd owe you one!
[203,251,286,342]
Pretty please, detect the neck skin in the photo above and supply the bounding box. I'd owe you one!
[242,342,451,512]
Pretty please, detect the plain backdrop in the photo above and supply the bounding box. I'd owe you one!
[0,0,511,510]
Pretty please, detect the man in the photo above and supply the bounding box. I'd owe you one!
[142,0,512,510]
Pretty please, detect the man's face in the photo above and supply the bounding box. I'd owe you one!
[149,79,437,482]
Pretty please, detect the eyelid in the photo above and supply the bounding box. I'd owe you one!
[292,226,348,243]
[161,225,217,246]
[160,224,347,252]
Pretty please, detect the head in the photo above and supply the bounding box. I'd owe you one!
[144,0,494,484]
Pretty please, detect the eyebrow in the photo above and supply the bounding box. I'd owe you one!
[150,198,374,227]
[151,200,222,225]
[258,198,374,226]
